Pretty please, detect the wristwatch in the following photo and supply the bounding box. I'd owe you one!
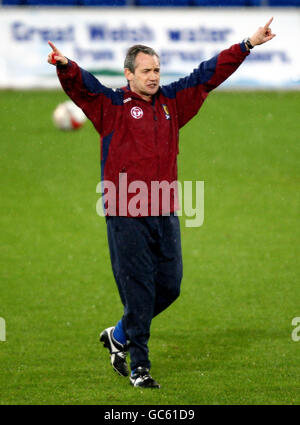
[243,37,254,50]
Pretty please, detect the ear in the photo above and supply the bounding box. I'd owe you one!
[124,68,133,81]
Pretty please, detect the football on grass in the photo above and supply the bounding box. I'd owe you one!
[52,100,87,130]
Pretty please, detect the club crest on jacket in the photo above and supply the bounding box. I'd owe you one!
[131,106,143,119]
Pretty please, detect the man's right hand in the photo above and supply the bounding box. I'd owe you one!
[47,41,68,66]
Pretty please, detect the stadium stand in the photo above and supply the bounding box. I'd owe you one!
[1,0,300,6]
[2,0,23,3]
[26,0,127,4]
[192,0,300,5]
[82,0,127,5]
[268,0,300,5]
[192,1,255,6]
[25,0,79,5]
[135,0,190,6]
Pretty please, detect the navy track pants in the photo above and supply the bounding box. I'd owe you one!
[106,214,183,371]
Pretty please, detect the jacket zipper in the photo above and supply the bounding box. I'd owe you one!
[152,103,159,178]
[130,93,160,176]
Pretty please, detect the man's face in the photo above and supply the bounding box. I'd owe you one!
[125,52,160,101]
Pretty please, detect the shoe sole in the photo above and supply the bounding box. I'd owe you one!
[99,331,129,377]
[130,373,160,389]
[130,379,160,389]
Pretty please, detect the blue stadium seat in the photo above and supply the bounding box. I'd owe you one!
[2,0,26,4]
[135,0,190,6]
[191,1,246,5]
[268,0,300,5]
[81,0,127,5]
[26,0,78,5]
[2,0,128,4]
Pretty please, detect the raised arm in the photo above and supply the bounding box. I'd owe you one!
[162,43,249,129]
[162,18,276,129]
[47,41,119,134]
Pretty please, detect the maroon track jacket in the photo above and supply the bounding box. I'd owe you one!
[57,42,249,216]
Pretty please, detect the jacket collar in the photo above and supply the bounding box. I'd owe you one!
[121,84,160,105]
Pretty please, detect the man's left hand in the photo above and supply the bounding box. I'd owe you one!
[250,17,276,47]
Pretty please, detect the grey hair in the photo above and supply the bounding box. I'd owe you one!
[124,45,160,73]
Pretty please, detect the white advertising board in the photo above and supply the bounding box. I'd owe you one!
[0,7,299,89]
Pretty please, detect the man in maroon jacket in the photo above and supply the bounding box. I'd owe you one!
[48,18,275,389]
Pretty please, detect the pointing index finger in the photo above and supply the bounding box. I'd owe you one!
[48,40,58,52]
[264,17,274,29]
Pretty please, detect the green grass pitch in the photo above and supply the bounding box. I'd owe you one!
[0,90,299,405]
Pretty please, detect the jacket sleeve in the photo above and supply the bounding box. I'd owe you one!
[56,60,118,134]
[162,43,250,129]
